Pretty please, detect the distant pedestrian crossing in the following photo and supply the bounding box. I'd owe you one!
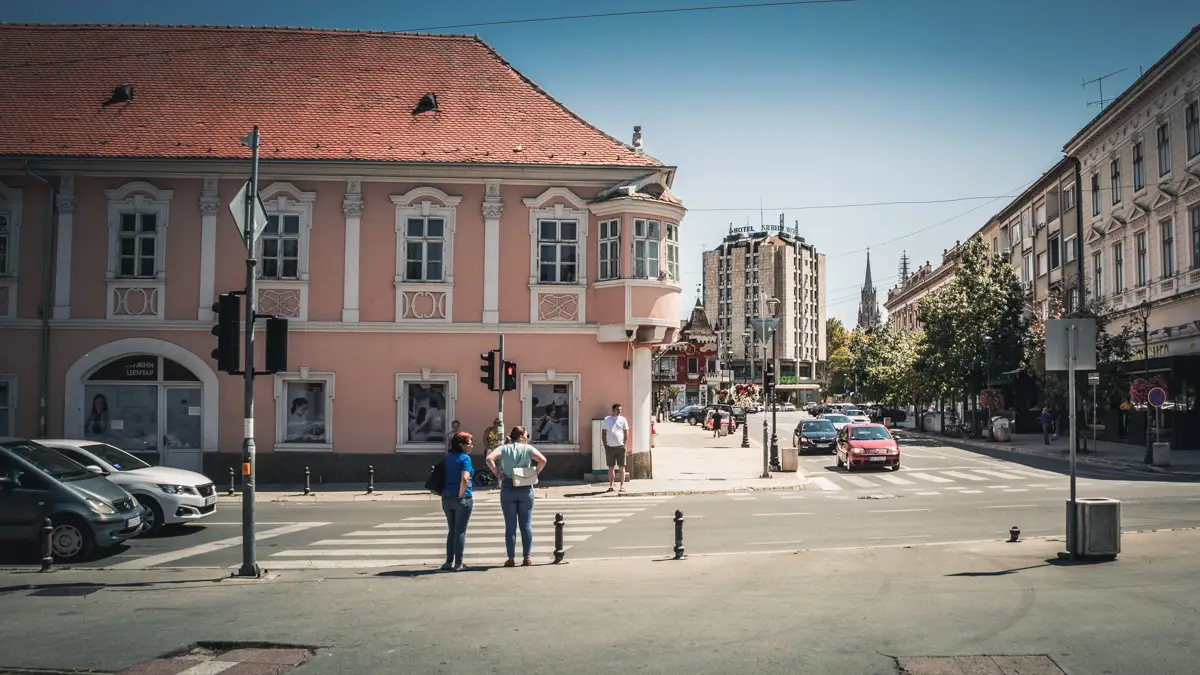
[257,496,673,569]
[734,465,1105,499]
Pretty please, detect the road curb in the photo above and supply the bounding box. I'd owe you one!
[897,429,1200,476]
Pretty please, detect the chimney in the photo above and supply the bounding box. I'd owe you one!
[632,125,643,152]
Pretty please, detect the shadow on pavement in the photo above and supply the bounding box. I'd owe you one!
[0,577,221,597]
[0,542,132,567]
[945,563,1052,577]
[376,565,495,577]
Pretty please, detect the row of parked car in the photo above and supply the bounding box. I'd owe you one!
[791,409,902,471]
[0,437,216,562]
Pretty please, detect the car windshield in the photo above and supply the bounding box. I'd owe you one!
[823,415,850,424]
[80,443,152,471]
[844,409,865,416]
[802,421,835,433]
[2,440,93,480]
[849,427,893,441]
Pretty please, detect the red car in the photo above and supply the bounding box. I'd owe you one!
[836,423,900,471]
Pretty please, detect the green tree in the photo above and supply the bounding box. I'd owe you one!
[824,317,852,396]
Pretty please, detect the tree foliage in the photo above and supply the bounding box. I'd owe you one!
[847,323,921,405]
[824,317,852,395]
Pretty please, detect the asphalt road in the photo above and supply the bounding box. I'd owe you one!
[5,419,1196,572]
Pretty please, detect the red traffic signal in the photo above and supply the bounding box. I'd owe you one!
[502,360,517,392]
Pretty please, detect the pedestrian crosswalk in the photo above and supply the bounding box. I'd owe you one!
[257,496,673,569]
[737,465,1107,499]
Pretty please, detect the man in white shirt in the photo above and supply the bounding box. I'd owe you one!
[602,403,630,492]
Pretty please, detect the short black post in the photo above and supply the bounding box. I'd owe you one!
[227,467,235,496]
[553,513,565,564]
[39,517,53,572]
[303,466,311,496]
[367,465,375,494]
[673,509,685,560]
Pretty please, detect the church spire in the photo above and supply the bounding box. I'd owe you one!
[857,249,880,329]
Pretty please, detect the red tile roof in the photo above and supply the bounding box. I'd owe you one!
[0,24,662,167]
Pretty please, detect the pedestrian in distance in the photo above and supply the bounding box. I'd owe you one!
[1040,407,1053,445]
[441,431,475,571]
[486,425,548,567]
[445,420,461,451]
[603,403,630,493]
[711,409,723,438]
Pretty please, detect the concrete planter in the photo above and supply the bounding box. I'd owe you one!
[627,450,653,480]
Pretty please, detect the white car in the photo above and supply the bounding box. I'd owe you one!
[843,409,871,425]
[38,439,217,535]
[821,413,851,432]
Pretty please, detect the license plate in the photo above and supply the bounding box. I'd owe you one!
[127,516,142,529]
[204,495,217,506]
[869,456,887,462]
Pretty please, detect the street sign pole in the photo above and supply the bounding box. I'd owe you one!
[1088,372,1099,456]
[496,335,505,436]
[236,126,261,578]
[1067,325,1078,561]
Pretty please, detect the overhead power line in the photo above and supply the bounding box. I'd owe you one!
[0,0,855,72]
[687,195,1016,212]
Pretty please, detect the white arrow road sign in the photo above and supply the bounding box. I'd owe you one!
[229,181,269,245]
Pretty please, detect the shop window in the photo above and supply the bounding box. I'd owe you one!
[520,372,581,449]
[395,373,458,449]
[273,371,335,450]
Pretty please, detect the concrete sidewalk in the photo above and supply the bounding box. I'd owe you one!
[895,420,1200,476]
[221,420,807,503]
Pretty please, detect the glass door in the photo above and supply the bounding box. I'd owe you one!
[162,386,203,472]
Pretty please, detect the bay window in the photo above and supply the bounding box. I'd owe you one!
[633,218,661,279]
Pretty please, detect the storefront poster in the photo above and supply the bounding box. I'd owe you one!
[83,385,157,452]
[284,381,327,443]
[407,382,448,443]
[531,383,571,443]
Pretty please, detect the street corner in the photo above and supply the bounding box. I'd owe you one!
[897,655,1067,674]
[118,643,316,675]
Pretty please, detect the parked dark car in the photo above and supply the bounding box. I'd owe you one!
[669,405,707,425]
[0,438,147,562]
[793,418,837,453]
[868,405,907,424]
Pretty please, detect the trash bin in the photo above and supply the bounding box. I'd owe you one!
[1068,497,1121,559]
[1152,442,1170,467]
[780,446,799,472]
[992,417,1011,442]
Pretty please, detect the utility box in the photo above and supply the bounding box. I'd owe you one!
[1069,498,1121,559]
[780,447,799,472]
[1152,442,1170,467]
[992,417,1011,442]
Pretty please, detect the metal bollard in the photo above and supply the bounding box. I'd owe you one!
[673,509,685,560]
[1009,525,1021,543]
[553,513,565,564]
[40,517,53,572]
[303,466,311,496]
[227,467,235,496]
[367,465,375,494]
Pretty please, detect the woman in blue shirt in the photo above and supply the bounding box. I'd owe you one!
[442,431,475,571]
[486,425,548,567]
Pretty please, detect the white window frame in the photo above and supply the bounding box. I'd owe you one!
[0,374,15,437]
[1064,235,1077,264]
[1048,234,1061,271]
[104,182,173,321]
[272,369,335,451]
[1092,251,1103,298]
[1091,173,1101,216]
[1135,231,1148,286]
[1113,242,1125,293]
[519,369,582,452]
[524,188,588,324]
[253,182,316,323]
[633,218,661,280]
[1132,142,1145,191]
[536,218,581,284]
[1157,122,1172,177]
[391,187,462,323]
[598,218,622,281]
[665,222,680,282]
[0,181,22,320]
[1161,218,1175,278]
[1062,182,1076,212]
[1037,251,1047,277]
[394,371,458,451]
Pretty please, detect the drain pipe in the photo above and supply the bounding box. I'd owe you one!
[22,163,56,438]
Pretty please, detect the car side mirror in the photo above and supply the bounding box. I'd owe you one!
[85,465,106,475]
[0,476,16,490]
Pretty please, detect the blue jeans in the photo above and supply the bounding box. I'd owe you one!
[500,479,535,559]
[441,495,473,566]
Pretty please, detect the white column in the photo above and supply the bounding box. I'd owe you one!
[342,179,364,323]
[632,345,652,453]
[51,173,76,320]
[197,175,220,321]
[482,181,502,323]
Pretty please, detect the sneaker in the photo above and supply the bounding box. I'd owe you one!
[454,564,469,572]
[522,558,533,567]
[606,486,614,493]
[504,559,516,567]
[440,562,453,571]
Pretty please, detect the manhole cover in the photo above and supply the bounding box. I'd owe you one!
[898,655,1066,674]
[29,585,102,597]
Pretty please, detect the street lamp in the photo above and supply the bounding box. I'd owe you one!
[1136,300,1152,464]
[983,334,992,439]
[765,297,781,471]
[740,331,751,448]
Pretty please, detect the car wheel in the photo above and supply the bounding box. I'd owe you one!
[892,462,901,471]
[50,515,95,563]
[138,495,166,537]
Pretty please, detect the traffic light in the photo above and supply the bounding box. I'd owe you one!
[210,293,241,374]
[480,350,498,391]
[265,317,289,374]
[763,362,776,393]
[502,361,517,392]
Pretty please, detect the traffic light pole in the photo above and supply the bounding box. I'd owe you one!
[237,126,261,578]
[496,335,505,436]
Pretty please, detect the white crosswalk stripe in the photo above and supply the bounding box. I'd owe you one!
[248,496,675,569]
[906,472,954,483]
[808,476,843,491]
[876,474,915,486]
[971,469,1029,480]
[841,475,881,488]
[941,471,988,482]
[791,463,1094,497]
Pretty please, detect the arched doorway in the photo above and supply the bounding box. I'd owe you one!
[65,339,219,472]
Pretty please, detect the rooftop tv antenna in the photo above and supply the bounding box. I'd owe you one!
[1082,68,1128,110]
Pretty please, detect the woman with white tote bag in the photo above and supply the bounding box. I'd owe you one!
[486,426,548,567]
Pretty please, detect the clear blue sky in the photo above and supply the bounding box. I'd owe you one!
[7,0,1196,324]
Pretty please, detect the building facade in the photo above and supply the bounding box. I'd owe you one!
[1065,25,1200,449]
[856,251,881,329]
[654,301,718,409]
[884,248,961,335]
[0,24,687,480]
[702,225,826,403]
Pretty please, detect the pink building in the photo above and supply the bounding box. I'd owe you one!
[0,25,686,481]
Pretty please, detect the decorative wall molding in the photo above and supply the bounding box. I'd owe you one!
[107,280,165,320]
[197,175,220,321]
[52,172,74,319]
[394,282,452,323]
[342,178,364,323]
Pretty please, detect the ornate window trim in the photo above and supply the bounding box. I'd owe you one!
[394,370,458,451]
[391,187,461,323]
[523,187,589,287]
[272,369,335,452]
[104,182,173,321]
[255,182,316,322]
[519,369,582,452]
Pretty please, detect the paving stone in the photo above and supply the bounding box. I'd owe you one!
[217,649,311,667]
[218,663,294,675]
[118,658,206,675]
[898,655,1067,675]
